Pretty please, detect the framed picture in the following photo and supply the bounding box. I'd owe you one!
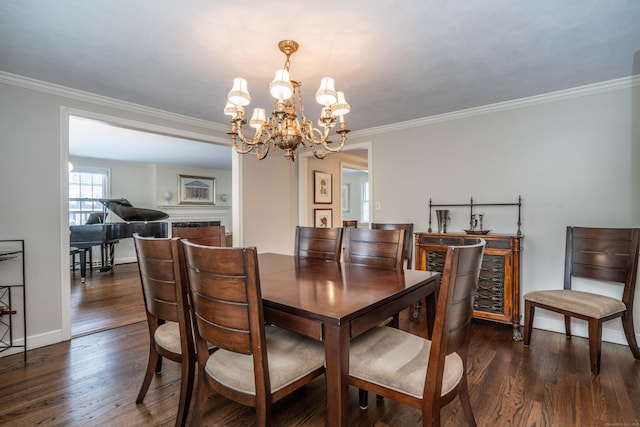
[314,209,333,228]
[342,184,350,212]
[178,174,216,205]
[313,170,332,204]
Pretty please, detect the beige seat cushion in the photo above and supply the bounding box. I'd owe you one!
[154,321,181,354]
[524,290,626,319]
[205,325,325,395]
[349,326,463,399]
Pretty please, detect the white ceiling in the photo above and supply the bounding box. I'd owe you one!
[2,1,640,167]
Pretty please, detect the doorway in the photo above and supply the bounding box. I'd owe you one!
[341,163,369,228]
[297,141,372,227]
[63,109,234,338]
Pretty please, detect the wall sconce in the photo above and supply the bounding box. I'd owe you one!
[163,191,173,205]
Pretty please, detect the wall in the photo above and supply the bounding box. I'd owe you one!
[348,80,640,345]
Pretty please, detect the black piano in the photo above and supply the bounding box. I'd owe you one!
[70,198,168,282]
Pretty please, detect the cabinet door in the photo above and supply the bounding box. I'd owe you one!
[474,247,513,323]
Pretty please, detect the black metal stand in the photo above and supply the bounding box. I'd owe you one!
[428,196,522,235]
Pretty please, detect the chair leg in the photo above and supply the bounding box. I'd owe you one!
[621,311,640,360]
[587,319,603,374]
[564,315,572,338]
[190,370,211,427]
[136,343,159,403]
[523,300,534,346]
[458,373,478,427]
[175,357,195,427]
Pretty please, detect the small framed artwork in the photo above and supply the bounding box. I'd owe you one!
[314,209,333,228]
[178,174,216,205]
[342,184,350,212]
[313,170,332,204]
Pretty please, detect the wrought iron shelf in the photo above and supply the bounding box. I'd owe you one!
[428,195,522,236]
[0,239,26,360]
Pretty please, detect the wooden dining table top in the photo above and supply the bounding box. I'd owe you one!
[258,252,439,326]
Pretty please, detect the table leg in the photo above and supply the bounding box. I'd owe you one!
[425,289,437,339]
[324,322,350,427]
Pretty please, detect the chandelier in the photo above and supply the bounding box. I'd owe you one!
[224,40,350,161]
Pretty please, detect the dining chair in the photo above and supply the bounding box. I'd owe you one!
[349,238,485,426]
[133,234,195,427]
[343,220,358,228]
[181,242,326,426]
[343,227,406,330]
[171,223,227,247]
[294,225,343,261]
[370,223,422,319]
[343,227,405,270]
[523,226,640,374]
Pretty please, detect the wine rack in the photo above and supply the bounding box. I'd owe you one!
[0,239,26,360]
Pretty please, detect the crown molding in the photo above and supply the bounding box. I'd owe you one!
[0,71,228,133]
[351,74,640,138]
[3,70,638,139]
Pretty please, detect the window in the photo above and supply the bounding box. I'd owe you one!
[69,167,110,225]
[361,179,369,223]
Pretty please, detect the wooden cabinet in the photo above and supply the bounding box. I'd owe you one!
[415,232,523,340]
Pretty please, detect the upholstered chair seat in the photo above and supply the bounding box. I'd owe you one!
[154,321,181,354]
[350,326,463,399]
[524,290,626,319]
[205,325,325,395]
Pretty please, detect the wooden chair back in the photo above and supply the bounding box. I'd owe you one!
[371,223,414,269]
[133,233,194,426]
[424,238,485,417]
[182,243,262,357]
[294,226,343,261]
[343,220,358,228]
[343,227,405,269]
[565,227,640,303]
[171,224,226,247]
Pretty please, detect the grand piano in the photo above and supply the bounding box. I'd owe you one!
[70,198,168,282]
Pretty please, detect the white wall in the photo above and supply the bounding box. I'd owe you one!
[349,81,640,345]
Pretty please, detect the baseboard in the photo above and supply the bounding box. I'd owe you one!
[0,328,66,358]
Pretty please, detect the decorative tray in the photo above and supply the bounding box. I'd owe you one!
[464,229,491,235]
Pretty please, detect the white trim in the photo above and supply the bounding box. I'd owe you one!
[351,74,640,138]
[0,71,228,133]
[60,107,72,341]
[66,108,230,147]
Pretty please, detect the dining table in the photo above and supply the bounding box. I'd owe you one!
[257,253,440,427]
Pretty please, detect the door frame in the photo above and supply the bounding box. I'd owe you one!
[297,141,372,227]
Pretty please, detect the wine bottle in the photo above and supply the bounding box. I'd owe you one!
[0,306,17,316]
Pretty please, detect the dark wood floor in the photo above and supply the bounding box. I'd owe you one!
[1,263,639,426]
